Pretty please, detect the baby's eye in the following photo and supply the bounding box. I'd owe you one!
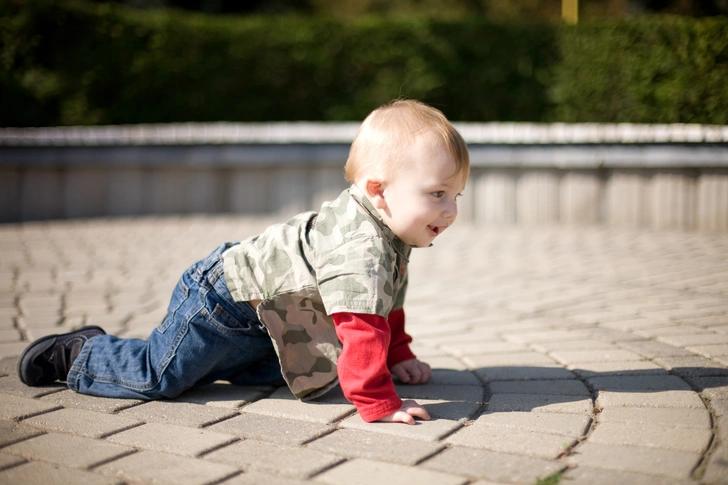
[432,191,445,198]
[455,193,463,200]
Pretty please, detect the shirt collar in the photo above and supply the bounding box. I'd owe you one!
[348,184,411,261]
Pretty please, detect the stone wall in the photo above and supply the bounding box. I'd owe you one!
[1,122,726,231]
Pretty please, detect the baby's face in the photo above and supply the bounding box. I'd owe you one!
[378,137,464,248]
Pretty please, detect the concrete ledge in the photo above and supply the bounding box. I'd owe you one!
[1,122,726,231]
[2,144,727,169]
[2,122,727,146]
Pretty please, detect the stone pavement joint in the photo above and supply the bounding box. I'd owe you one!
[0,218,727,484]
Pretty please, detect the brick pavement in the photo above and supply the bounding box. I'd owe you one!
[0,217,727,485]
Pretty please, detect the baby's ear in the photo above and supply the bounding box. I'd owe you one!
[364,179,387,209]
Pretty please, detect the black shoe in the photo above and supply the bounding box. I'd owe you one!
[18,326,106,386]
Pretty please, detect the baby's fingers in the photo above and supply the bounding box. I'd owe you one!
[393,411,416,425]
[418,362,433,384]
[402,400,431,421]
[392,365,411,383]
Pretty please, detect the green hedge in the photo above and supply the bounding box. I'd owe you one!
[1,0,727,126]
[554,17,728,123]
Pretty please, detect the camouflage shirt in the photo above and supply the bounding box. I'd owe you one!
[222,185,411,400]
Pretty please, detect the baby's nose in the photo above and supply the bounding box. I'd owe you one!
[443,199,458,220]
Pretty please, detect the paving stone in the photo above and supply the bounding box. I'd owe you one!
[3,433,134,469]
[488,379,590,396]
[16,315,62,329]
[0,376,67,399]
[24,327,69,340]
[315,458,467,485]
[681,314,728,327]
[95,449,239,485]
[423,355,469,370]
[441,341,526,357]
[4,216,728,484]
[530,339,618,353]
[409,343,448,358]
[427,369,481,386]
[634,325,710,338]
[659,333,728,347]
[174,382,270,409]
[595,390,706,409]
[706,322,728,335]
[600,317,672,331]
[713,355,728,367]
[689,344,728,358]
[414,397,481,422]
[701,432,728,485]
[589,421,712,452]
[0,461,123,485]
[0,356,17,376]
[471,411,591,437]
[487,393,593,415]
[406,321,471,338]
[106,422,237,457]
[206,412,333,446]
[306,428,444,466]
[339,413,463,442]
[584,326,646,342]
[652,355,728,378]
[0,343,25,360]
[446,423,577,459]
[421,446,564,484]
[0,452,25,472]
[203,439,342,479]
[40,389,143,413]
[462,352,558,369]
[23,408,142,438]
[393,383,483,402]
[568,360,668,378]
[598,407,711,429]
[0,329,21,343]
[0,421,43,454]
[587,375,693,392]
[549,349,645,365]
[221,471,313,485]
[568,310,637,325]
[474,365,576,382]
[568,442,701,479]
[117,399,237,428]
[563,465,696,485]
[0,393,62,420]
[682,375,728,398]
[241,387,355,424]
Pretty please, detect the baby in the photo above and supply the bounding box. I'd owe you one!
[18,99,470,424]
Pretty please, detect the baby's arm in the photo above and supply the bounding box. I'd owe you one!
[332,312,430,425]
[387,308,432,384]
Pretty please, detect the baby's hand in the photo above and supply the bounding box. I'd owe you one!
[378,399,430,425]
[391,358,432,384]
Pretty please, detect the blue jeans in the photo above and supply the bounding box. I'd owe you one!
[67,243,285,399]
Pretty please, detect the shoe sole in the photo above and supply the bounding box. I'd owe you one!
[17,326,106,386]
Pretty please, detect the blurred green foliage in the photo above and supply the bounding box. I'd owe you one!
[1,0,726,126]
[554,17,728,123]
[87,0,728,19]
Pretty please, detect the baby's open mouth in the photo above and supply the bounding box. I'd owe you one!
[428,225,441,236]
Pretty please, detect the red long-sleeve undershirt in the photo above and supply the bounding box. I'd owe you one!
[331,308,416,422]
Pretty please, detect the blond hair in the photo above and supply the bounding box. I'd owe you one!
[344,99,470,185]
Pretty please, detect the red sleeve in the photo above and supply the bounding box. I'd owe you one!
[386,308,416,368]
[332,312,401,422]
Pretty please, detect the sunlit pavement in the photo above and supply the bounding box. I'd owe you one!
[1,216,727,485]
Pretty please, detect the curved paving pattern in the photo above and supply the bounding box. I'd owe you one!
[0,217,727,485]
